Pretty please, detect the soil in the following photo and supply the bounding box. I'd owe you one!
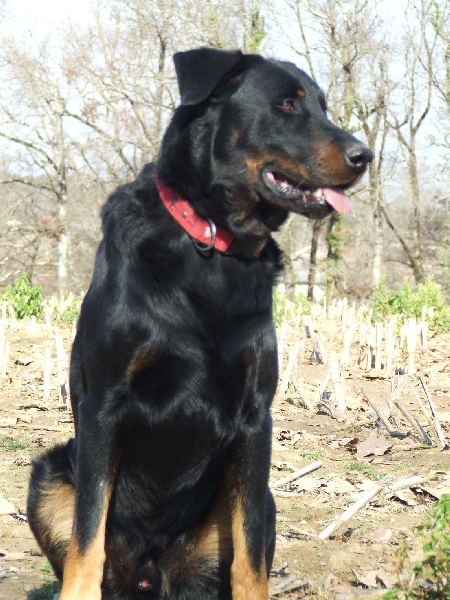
[0,318,449,600]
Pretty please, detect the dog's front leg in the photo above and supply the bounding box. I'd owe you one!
[228,415,273,600]
[59,402,119,600]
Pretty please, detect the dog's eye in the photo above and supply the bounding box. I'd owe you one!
[278,99,295,112]
[319,92,328,112]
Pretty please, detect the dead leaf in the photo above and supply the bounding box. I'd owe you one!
[340,437,360,447]
[17,414,33,424]
[346,395,366,410]
[13,455,32,466]
[392,489,419,506]
[356,430,393,458]
[322,478,356,495]
[274,429,293,441]
[354,568,396,589]
[15,356,34,366]
[293,476,321,492]
[421,486,450,499]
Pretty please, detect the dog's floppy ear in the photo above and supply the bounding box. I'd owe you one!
[173,48,243,106]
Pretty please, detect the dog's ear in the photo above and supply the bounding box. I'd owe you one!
[173,48,243,106]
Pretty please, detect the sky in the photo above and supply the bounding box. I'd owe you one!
[7,0,407,30]
[3,0,439,164]
[5,0,93,28]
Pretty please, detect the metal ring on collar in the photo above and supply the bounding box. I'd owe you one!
[201,218,217,251]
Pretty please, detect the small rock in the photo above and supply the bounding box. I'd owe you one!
[5,552,26,561]
[0,495,16,516]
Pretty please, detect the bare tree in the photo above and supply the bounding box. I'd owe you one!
[274,0,393,295]
[0,34,76,293]
[386,0,438,284]
[0,0,269,294]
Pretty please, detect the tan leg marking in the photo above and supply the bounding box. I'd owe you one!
[59,484,112,600]
[230,497,269,600]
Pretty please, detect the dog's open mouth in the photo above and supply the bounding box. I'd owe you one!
[263,169,351,215]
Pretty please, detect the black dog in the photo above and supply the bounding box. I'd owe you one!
[27,48,372,600]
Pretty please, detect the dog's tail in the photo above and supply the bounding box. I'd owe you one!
[27,440,76,581]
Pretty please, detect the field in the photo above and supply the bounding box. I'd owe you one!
[0,306,449,600]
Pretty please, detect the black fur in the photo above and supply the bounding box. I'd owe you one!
[27,48,371,600]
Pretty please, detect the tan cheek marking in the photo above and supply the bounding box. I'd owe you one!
[244,155,308,181]
[230,497,269,600]
[312,141,348,175]
[59,484,112,600]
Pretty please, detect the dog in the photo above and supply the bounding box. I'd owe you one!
[27,47,372,600]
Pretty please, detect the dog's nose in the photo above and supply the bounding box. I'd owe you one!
[346,144,373,168]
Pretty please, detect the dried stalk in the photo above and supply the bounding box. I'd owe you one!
[392,398,432,446]
[357,387,392,431]
[417,373,448,449]
[329,352,346,412]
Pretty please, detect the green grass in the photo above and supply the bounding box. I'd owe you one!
[346,426,360,434]
[298,450,322,460]
[27,580,60,600]
[349,461,387,481]
[383,494,450,599]
[0,435,30,451]
[280,464,294,472]
[41,561,53,573]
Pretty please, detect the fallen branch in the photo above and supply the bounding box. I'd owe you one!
[386,474,426,491]
[271,460,323,489]
[271,574,308,597]
[318,484,382,540]
[318,473,428,540]
[272,490,306,497]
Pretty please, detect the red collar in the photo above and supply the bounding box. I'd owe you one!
[155,178,267,258]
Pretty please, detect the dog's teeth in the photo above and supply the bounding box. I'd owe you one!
[315,188,323,198]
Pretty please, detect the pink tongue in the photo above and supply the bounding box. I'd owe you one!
[322,187,350,214]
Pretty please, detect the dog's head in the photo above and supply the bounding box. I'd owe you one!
[157,48,372,237]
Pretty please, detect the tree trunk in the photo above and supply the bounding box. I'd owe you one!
[380,204,425,281]
[408,137,425,283]
[325,212,343,293]
[307,220,322,300]
[372,204,383,289]
[57,191,69,295]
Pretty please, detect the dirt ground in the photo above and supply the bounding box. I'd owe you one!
[0,318,449,600]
